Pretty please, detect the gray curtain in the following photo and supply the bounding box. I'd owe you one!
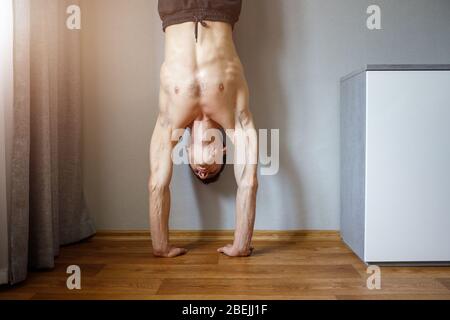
[8,0,95,285]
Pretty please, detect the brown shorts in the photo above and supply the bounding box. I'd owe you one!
[158,0,242,31]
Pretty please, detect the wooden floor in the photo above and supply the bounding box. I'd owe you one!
[1,231,450,300]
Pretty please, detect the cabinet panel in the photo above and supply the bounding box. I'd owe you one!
[365,71,450,262]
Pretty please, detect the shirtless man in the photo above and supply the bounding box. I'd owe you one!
[149,0,258,258]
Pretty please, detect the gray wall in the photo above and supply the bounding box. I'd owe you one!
[81,0,450,230]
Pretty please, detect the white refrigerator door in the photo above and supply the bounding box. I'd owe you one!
[365,71,450,262]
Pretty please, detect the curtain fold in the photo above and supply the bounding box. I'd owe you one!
[9,0,95,285]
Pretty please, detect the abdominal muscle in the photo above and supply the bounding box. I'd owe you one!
[159,21,247,131]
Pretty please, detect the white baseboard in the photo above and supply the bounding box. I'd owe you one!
[0,268,8,285]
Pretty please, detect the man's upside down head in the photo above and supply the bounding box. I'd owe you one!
[187,118,227,184]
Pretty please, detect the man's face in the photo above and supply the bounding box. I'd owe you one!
[187,120,226,181]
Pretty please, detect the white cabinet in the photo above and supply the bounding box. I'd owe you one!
[341,65,450,264]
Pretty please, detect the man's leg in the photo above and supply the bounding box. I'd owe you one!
[148,114,187,258]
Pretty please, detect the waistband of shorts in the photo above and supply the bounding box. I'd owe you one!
[162,8,238,31]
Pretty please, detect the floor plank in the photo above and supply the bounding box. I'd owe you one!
[156,277,448,297]
[0,233,449,300]
[96,264,360,280]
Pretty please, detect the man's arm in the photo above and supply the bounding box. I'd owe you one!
[218,89,258,257]
[148,113,187,258]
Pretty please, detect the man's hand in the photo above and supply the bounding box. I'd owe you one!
[153,246,188,258]
[217,244,254,257]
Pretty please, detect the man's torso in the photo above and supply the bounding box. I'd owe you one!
[159,21,248,132]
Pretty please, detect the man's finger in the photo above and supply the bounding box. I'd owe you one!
[168,248,188,258]
[217,247,226,253]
